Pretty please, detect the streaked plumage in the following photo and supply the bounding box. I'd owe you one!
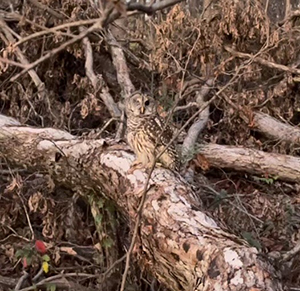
[125,92,179,171]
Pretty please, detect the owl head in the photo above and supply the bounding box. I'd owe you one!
[125,92,156,117]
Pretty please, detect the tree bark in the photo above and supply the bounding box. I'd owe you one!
[0,117,284,291]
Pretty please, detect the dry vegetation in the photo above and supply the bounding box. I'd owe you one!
[0,0,300,290]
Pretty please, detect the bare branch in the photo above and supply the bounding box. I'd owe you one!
[225,46,300,75]
[107,30,135,98]
[181,78,214,161]
[0,10,21,22]
[82,33,121,118]
[279,9,300,25]
[12,19,99,48]
[222,90,300,146]
[174,102,199,112]
[27,0,65,20]
[10,6,115,82]
[281,239,300,262]
[0,56,26,68]
[127,0,185,15]
[15,271,29,290]
[0,17,47,100]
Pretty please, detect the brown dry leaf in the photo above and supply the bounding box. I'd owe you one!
[28,192,47,214]
[5,175,22,192]
[45,175,55,192]
[242,107,255,127]
[194,154,210,171]
[80,100,89,119]
[0,50,9,73]
[5,246,14,262]
[157,105,168,118]
[94,243,101,251]
[54,247,61,264]
[60,246,78,256]
[113,0,127,17]
[80,93,101,119]
[260,237,276,248]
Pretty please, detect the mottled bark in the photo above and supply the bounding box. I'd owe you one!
[0,117,283,291]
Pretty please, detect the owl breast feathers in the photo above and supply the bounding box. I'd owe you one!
[125,92,180,171]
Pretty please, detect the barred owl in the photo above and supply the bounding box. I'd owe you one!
[125,92,180,171]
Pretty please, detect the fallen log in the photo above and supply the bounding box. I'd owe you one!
[0,116,283,291]
[253,112,300,145]
[198,143,300,182]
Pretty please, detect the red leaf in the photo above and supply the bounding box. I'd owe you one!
[23,257,28,268]
[35,240,47,254]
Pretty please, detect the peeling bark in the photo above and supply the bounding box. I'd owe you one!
[0,117,284,291]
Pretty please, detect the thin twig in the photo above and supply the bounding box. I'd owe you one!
[0,56,26,68]
[97,117,118,137]
[120,167,155,291]
[225,45,300,75]
[203,184,264,224]
[18,273,99,291]
[12,19,98,48]
[27,0,65,20]
[278,9,300,25]
[281,239,300,262]
[285,0,291,20]
[15,271,29,290]
[0,17,47,100]
[17,190,35,240]
[174,102,199,112]
[32,266,44,283]
[10,6,114,82]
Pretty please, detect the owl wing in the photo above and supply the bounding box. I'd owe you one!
[144,116,180,171]
[144,116,174,146]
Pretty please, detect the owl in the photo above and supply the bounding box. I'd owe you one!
[125,92,180,172]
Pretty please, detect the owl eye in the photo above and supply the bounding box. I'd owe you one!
[144,100,150,106]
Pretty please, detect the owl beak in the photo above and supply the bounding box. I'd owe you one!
[140,106,145,114]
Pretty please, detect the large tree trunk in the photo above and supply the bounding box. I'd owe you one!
[0,116,284,291]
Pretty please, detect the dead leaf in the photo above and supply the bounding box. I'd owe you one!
[194,154,210,171]
[60,246,78,256]
[28,192,47,214]
[5,175,22,192]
